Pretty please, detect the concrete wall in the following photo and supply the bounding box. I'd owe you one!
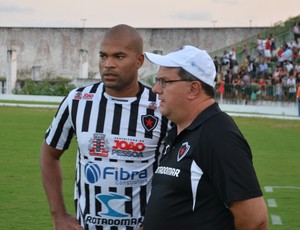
[1,94,298,119]
[0,27,267,84]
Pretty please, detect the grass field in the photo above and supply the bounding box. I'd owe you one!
[0,106,299,229]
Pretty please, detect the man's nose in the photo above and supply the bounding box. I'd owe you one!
[104,57,115,68]
[152,82,162,94]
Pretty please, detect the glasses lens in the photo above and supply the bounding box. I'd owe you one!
[155,78,163,87]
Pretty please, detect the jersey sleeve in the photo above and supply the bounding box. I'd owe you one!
[194,113,262,206]
[45,93,75,150]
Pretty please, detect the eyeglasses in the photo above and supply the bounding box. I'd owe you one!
[154,77,192,88]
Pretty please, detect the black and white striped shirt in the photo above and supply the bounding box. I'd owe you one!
[45,82,168,230]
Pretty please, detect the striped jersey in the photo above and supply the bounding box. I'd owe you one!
[45,82,168,230]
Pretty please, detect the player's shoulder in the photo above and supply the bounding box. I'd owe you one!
[68,82,103,97]
[139,83,159,101]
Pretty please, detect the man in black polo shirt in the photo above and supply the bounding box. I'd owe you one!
[143,45,268,230]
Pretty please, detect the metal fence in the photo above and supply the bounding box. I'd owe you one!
[216,83,297,103]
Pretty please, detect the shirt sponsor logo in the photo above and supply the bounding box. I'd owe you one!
[85,215,141,227]
[84,162,101,184]
[84,193,142,227]
[177,142,190,161]
[112,140,145,158]
[83,93,94,99]
[155,166,181,177]
[84,162,148,185]
[96,193,130,217]
[73,92,94,100]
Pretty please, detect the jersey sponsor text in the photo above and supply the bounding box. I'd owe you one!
[85,214,142,226]
[155,166,181,177]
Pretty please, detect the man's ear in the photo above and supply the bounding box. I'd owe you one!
[137,54,144,69]
[188,81,202,99]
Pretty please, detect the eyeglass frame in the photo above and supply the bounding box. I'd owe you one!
[154,77,194,88]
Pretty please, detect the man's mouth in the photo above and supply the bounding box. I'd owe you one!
[102,72,118,80]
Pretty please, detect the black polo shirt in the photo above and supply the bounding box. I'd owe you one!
[143,103,262,230]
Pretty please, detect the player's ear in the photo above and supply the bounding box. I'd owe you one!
[137,54,144,69]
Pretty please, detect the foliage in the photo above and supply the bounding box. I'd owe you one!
[14,79,76,96]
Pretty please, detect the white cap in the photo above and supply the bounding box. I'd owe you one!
[145,45,216,87]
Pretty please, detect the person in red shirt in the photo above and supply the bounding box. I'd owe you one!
[264,37,271,62]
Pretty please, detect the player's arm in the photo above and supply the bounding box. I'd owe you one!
[229,196,268,230]
[40,141,83,230]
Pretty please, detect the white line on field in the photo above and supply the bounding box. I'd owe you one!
[267,199,277,207]
[264,186,300,192]
[264,186,273,192]
[271,215,282,225]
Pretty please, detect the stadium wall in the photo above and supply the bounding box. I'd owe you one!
[0,27,267,82]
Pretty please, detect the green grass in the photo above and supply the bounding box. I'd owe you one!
[0,107,299,229]
[0,106,76,229]
[0,100,60,105]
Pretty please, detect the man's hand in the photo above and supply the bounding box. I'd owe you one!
[54,213,84,230]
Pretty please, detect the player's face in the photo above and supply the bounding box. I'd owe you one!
[99,37,144,97]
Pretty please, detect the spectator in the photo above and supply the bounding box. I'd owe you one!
[285,60,294,74]
[264,37,272,62]
[232,74,243,101]
[274,78,283,101]
[293,22,300,44]
[270,34,277,57]
[296,72,300,85]
[213,56,221,73]
[241,56,249,73]
[228,54,235,74]
[295,60,300,74]
[258,59,268,78]
[257,34,265,56]
[229,47,237,61]
[265,75,274,100]
[247,57,257,79]
[257,77,267,98]
[279,46,293,63]
[224,70,233,97]
[277,45,285,59]
[272,66,281,80]
[287,73,297,101]
[222,50,229,67]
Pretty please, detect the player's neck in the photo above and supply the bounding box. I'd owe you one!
[106,82,140,98]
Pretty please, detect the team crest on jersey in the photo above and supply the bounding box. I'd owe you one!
[89,133,110,157]
[177,142,190,161]
[141,115,158,132]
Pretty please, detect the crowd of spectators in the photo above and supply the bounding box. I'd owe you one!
[214,23,300,103]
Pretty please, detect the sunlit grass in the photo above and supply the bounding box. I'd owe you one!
[0,107,299,229]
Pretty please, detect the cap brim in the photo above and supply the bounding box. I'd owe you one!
[144,52,180,67]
